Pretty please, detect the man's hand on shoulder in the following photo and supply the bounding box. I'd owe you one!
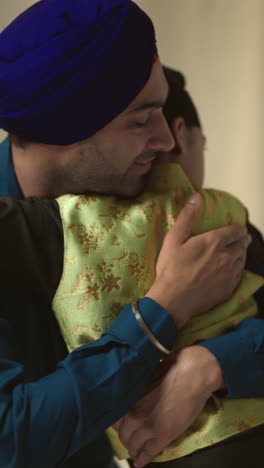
[146,193,251,328]
[113,345,225,467]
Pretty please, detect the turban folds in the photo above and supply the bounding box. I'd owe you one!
[0,0,157,144]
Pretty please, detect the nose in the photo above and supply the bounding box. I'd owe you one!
[147,111,175,152]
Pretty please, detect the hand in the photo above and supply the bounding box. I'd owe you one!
[113,345,225,467]
[146,193,251,328]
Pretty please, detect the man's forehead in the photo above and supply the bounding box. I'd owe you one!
[124,63,169,115]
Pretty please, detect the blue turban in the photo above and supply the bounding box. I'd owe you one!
[0,0,157,145]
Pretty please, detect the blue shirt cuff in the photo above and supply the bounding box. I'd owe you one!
[200,318,264,398]
[104,298,177,364]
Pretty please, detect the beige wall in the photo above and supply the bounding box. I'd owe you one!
[135,0,264,233]
[0,0,33,24]
[1,0,264,232]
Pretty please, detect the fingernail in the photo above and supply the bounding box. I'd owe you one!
[188,193,201,206]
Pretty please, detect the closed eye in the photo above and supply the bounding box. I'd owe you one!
[135,119,150,128]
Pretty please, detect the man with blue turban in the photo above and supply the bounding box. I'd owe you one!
[0,1,261,468]
[0,0,158,145]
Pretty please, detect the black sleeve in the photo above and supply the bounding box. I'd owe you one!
[246,221,264,318]
[246,221,264,271]
[0,197,63,304]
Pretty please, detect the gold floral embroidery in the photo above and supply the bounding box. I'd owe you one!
[71,268,95,295]
[237,421,252,432]
[226,211,234,225]
[71,324,92,339]
[95,260,122,292]
[75,195,97,210]
[165,212,176,230]
[64,256,78,264]
[92,323,103,335]
[77,284,101,309]
[100,205,131,221]
[110,300,123,317]
[69,222,106,254]
[134,200,158,222]
[101,273,121,293]
[101,300,123,320]
[111,235,120,245]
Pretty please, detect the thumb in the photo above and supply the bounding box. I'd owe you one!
[112,417,123,432]
[171,193,202,245]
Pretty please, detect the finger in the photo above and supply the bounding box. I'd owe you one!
[133,437,164,467]
[210,224,248,250]
[230,233,251,250]
[246,233,252,246]
[125,427,152,461]
[112,416,124,432]
[232,253,247,282]
[169,193,202,245]
[215,242,247,286]
[224,252,247,295]
[225,238,249,265]
[117,411,145,449]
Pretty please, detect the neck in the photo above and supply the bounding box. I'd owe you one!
[12,143,61,198]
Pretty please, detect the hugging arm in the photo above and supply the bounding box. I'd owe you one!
[0,196,178,467]
[0,299,176,468]
[201,220,264,399]
[114,321,264,468]
[0,194,252,467]
[114,222,264,466]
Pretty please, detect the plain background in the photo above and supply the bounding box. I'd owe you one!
[1,0,264,232]
[136,0,264,234]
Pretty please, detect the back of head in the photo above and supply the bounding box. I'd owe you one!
[0,0,157,145]
[163,66,201,128]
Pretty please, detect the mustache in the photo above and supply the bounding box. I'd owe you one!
[135,152,157,164]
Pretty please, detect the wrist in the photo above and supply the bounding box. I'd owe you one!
[192,345,226,393]
[132,302,172,355]
[145,284,189,330]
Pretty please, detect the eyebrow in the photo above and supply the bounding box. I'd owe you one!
[127,79,169,115]
[128,100,166,114]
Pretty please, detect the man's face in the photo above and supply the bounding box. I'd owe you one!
[157,118,206,190]
[55,60,174,196]
[176,126,206,189]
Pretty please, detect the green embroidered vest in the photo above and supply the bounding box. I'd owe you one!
[54,164,264,462]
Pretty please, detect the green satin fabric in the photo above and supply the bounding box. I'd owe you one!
[54,163,264,462]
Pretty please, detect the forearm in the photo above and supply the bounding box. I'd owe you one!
[0,299,177,467]
[180,345,226,395]
[198,223,264,398]
[200,317,264,398]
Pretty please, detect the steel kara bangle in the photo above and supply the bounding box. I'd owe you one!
[132,301,171,355]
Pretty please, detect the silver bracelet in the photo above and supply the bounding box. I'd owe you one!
[132,301,171,355]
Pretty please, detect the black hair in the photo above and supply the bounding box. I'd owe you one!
[162,66,201,128]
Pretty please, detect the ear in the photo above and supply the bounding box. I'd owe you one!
[170,117,188,155]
